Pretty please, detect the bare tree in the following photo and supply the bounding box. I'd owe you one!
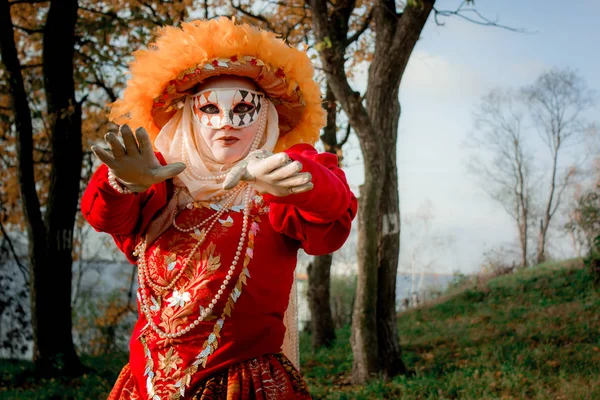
[522,68,596,264]
[399,200,455,301]
[467,68,596,267]
[465,88,533,267]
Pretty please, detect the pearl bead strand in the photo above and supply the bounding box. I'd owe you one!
[108,169,134,195]
[249,99,267,152]
[137,183,245,295]
[181,137,228,182]
[136,185,254,339]
[173,184,245,233]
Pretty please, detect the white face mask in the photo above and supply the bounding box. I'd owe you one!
[191,88,265,129]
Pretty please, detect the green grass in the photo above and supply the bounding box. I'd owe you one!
[0,352,128,399]
[300,260,600,399]
[2,260,599,399]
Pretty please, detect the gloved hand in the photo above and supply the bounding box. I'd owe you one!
[91,125,186,192]
[223,150,313,197]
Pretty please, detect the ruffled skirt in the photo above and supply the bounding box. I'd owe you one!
[108,353,311,400]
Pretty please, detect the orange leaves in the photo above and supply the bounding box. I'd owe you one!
[0,167,23,228]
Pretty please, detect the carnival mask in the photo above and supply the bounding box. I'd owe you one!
[192,88,264,129]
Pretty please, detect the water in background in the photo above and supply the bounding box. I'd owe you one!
[1,261,455,359]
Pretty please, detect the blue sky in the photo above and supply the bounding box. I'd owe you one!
[338,0,600,274]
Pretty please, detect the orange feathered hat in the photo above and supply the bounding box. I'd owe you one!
[109,17,326,152]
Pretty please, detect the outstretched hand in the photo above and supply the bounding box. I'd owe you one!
[91,125,186,192]
[224,150,313,197]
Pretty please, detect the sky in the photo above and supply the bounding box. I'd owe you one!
[336,0,600,275]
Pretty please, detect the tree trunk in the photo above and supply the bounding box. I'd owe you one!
[518,219,528,268]
[34,0,84,377]
[537,149,559,264]
[372,90,406,379]
[1,0,83,377]
[351,168,384,382]
[515,146,529,268]
[0,0,46,366]
[307,255,336,349]
[536,218,549,264]
[308,0,434,384]
[367,1,432,380]
[516,194,528,268]
[306,84,341,350]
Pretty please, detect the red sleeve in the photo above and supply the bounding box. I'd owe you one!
[262,143,358,256]
[80,153,172,262]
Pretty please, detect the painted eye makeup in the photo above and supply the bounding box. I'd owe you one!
[199,104,220,114]
[192,88,265,129]
[233,103,255,114]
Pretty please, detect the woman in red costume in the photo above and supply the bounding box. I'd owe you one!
[82,17,357,400]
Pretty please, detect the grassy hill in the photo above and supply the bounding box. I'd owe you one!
[300,260,600,399]
[1,260,598,399]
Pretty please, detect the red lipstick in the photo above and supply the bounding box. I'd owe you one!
[217,136,240,146]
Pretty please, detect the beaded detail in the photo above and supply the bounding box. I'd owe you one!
[139,201,262,400]
[134,185,254,340]
[108,169,133,194]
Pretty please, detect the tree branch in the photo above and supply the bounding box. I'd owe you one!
[13,24,44,34]
[139,1,169,26]
[9,0,48,4]
[21,63,43,70]
[550,168,575,218]
[0,221,29,282]
[283,14,308,42]
[230,1,275,31]
[0,0,45,240]
[339,121,352,147]
[387,0,434,79]
[84,79,117,103]
[433,1,529,33]
[308,0,375,145]
[76,49,118,102]
[266,0,308,10]
[344,8,373,47]
[78,6,121,20]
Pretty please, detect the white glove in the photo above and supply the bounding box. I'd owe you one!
[91,125,186,192]
[223,150,313,197]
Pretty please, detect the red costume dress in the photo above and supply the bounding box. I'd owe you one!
[82,144,357,399]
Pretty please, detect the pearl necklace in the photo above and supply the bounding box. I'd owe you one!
[135,184,245,295]
[173,184,246,234]
[248,99,268,151]
[135,184,254,339]
[181,139,227,182]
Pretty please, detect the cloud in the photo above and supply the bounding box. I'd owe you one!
[401,50,492,101]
